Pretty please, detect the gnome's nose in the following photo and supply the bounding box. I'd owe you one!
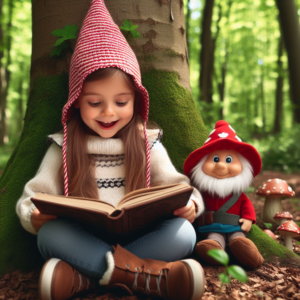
[216,162,227,170]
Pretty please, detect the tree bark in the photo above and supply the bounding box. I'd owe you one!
[273,36,284,134]
[185,0,191,62]
[0,0,5,145]
[216,1,232,120]
[199,0,214,104]
[0,0,13,145]
[275,0,300,123]
[0,0,207,274]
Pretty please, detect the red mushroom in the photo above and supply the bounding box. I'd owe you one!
[256,178,295,224]
[274,212,293,225]
[263,229,277,240]
[277,220,300,250]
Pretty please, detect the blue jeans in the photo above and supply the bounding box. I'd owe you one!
[37,218,196,278]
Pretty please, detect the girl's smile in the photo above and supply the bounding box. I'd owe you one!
[97,120,119,130]
[75,71,135,138]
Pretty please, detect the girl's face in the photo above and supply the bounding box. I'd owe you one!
[75,72,135,138]
[202,149,242,179]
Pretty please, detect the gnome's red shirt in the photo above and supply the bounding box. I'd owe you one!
[203,192,256,223]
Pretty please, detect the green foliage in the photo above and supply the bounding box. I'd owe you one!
[120,19,141,38]
[50,24,78,57]
[208,248,229,265]
[251,124,300,173]
[1,0,31,144]
[264,223,273,229]
[227,265,248,283]
[208,249,248,292]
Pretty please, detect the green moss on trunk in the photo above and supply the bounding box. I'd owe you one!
[143,69,207,172]
[247,225,300,262]
[0,74,68,274]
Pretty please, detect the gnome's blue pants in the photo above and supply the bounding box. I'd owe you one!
[37,218,196,278]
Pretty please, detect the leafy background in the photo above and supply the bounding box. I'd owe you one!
[1,0,300,174]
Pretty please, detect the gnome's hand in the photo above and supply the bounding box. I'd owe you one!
[239,218,253,232]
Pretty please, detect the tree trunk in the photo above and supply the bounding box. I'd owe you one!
[0,0,13,145]
[0,0,207,274]
[275,0,300,123]
[273,36,284,134]
[199,0,214,104]
[0,0,5,145]
[216,1,232,120]
[185,0,191,61]
[17,65,24,136]
[260,66,266,134]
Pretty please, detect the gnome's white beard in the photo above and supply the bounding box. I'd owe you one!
[191,154,254,199]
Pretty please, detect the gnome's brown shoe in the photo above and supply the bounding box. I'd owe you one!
[194,239,224,265]
[99,244,205,300]
[228,237,264,268]
[39,258,92,300]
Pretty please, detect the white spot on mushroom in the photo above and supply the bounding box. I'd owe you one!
[273,187,276,190]
[204,137,211,144]
[218,132,228,138]
[209,129,215,136]
[228,125,236,133]
[280,191,284,194]
[266,190,270,194]
[288,187,292,192]
[235,135,242,142]
[262,187,265,189]
[267,179,272,182]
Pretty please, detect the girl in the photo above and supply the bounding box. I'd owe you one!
[16,1,205,300]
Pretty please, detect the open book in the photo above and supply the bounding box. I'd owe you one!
[31,183,193,237]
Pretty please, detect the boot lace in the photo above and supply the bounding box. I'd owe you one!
[133,268,164,295]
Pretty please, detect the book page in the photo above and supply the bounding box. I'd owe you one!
[117,183,191,209]
[33,193,116,215]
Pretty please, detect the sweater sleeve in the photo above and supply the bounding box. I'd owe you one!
[240,192,256,224]
[150,140,204,217]
[16,143,64,235]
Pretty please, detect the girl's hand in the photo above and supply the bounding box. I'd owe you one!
[239,218,253,232]
[31,208,57,232]
[173,200,196,223]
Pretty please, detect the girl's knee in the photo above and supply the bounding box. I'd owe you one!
[173,218,196,245]
[164,218,196,254]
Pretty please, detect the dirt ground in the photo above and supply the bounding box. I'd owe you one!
[1,170,300,300]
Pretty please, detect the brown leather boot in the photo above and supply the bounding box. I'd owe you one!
[228,237,264,268]
[39,258,92,300]
[194,239,225,265]
[99,245,205,300]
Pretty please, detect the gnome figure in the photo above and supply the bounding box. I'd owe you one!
[184,120,264,269]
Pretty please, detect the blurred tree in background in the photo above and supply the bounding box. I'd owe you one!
[1,0,300,173]
[0,0,31,167]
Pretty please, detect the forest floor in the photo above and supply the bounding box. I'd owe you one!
[1,170,300,300]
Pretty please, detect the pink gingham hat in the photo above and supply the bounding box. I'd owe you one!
[61,0,150,195]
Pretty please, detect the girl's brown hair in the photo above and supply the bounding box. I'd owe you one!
[59,68,147,198]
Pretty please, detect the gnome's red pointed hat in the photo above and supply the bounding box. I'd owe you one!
[61,0,150,195]
[183,120,262,177]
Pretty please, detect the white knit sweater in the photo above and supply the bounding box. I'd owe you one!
[16,129,204,235]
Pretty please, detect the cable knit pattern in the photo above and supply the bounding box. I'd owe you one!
[16,129,204,235]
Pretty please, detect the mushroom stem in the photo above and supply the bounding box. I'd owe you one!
[263,196,283,224]
[279,219,287,226]
[284,233,293,251]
